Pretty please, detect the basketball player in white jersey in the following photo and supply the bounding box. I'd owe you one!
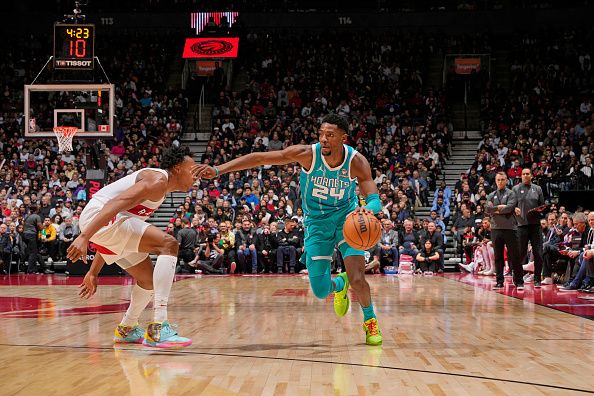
[68,146,196,348]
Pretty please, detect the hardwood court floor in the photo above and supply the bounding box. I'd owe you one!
[0,273,593,395]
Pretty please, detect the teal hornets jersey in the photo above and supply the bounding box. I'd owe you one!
[299,143,359,221]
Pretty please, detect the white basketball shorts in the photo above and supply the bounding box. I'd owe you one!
[79,200,151,269]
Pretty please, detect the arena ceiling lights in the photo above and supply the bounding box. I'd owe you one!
[182,37,239,59]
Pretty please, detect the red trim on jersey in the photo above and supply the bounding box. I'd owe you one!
[126,204,155,217]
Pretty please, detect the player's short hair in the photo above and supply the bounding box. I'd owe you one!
[321,114,350,135]
[160,146,192,170]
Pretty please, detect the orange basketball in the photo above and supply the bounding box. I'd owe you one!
[343,211,382,251]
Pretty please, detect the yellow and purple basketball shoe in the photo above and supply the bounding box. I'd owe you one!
[114,324,145,344]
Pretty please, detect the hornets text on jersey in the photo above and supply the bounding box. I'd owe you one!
[299,143,358,222]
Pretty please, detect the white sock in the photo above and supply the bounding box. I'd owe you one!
[153,255,177,322]
[121,284,154,327]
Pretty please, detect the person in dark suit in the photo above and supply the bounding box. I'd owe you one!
[559,212,594,291]
[485,172,523,290]
[256,223,276,273]
[541,212,565,285]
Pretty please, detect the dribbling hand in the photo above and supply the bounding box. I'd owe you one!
[353,207,374,216]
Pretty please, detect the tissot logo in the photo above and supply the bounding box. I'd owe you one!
[191,40,233,55]
[57,60,93,67]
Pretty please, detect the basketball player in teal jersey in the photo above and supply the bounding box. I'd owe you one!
[196,114,383,345]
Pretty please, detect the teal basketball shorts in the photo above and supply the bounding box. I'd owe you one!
[300,212,365,277]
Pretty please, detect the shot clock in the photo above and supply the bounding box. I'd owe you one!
[53,23,95,70]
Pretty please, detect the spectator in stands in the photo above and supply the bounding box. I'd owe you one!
[378,219,399,272]
[434,180,452,207]
[235,218,258,273]
[541,212,565,285]
[275,219,302,273]
[399,219,419,260]
[559,212,594,292]
[218,222,237,273]
[241,187,259,210]
[429,210,446,231]
[172,217,183,238]
[256,223,275,273]
[364,244,382,274]
[461,226,478,264]
[190,232,225,275]
[409,170,429,206]
[39,216,57,273]
[58,216,79,261]
[39,194,52,220]
[423,221,445,272]
[165,223,175,236]
[0,224,9,273]
[432,196,451,226]
[3,222,24,272]
[451,207,475,255]
[557,212,589,287]
[416,240,440,274]
[476,217,495,275]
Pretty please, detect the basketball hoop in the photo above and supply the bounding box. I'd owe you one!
[53,126,78,153]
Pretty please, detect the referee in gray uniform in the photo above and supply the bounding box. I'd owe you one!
[513,168,546,288]
[486,172,524,290]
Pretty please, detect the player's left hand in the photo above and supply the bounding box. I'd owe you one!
[78,272,98,299]
[514,207,521,216]
[353,207,374,216]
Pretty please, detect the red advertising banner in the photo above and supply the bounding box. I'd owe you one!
[182,37,239,59]
[195,61,219,76]
[455,58,481,74]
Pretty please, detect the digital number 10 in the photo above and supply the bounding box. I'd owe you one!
[69,39,86,58]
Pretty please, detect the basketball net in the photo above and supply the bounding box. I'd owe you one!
[53,126,78,153]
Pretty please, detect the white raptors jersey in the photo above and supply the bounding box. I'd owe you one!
[89,168,169,221]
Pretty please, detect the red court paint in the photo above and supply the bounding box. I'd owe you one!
[444,273,594,320]
[0,274,134,286]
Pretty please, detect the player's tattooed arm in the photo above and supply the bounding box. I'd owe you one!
[194,145,313,179]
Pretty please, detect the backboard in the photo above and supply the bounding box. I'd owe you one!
[25,84,115,138]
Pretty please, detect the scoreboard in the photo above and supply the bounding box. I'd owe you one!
[53,23,95,70]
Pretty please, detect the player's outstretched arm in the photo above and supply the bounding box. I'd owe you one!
[194,145,312,179]
[350,153,381,215]
[66,171,168,263]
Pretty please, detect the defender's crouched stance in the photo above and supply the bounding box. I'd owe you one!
[71,146,196,348]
